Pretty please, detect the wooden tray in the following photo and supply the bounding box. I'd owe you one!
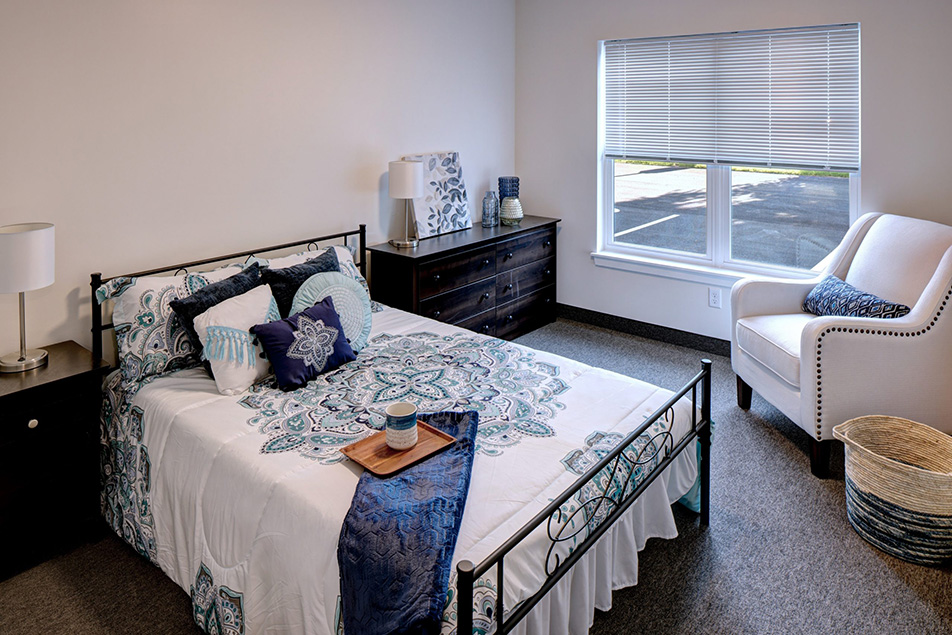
[340,421,456,476]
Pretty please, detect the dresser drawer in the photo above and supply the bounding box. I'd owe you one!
[419,278,496,324]
[496,257,556,304]
[454,309,497,337]
[418,246,496,299]
[496,285,557,339]
[368,216,560,342]
[496,228,556,274]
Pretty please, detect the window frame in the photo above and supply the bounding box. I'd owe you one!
[596,23,861,280]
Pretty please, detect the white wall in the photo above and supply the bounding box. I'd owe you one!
[0,0,515,355]
[514,0,952,340]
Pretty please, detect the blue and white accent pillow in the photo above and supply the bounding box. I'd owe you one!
[170,263,263,363]
[803,275,912,319]
[252,297,356,391]
[96,264,245,388]
[193,285,281,396]
[289,271,373,352]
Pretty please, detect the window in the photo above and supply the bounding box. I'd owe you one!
[599,24,860,274]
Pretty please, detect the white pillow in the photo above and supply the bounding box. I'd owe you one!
[193,285,280,395]
[246,245,381,313]
[247,245,356,270]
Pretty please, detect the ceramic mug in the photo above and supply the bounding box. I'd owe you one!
[385,402,418,450]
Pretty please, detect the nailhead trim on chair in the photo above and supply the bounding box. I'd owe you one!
[813,287,952,439]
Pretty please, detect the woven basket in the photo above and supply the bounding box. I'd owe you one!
[833,416,952,566]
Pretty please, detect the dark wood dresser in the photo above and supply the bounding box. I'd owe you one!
[0,341,109,578]
[368,215,560,340]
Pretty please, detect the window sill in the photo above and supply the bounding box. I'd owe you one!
[590,250,819,287]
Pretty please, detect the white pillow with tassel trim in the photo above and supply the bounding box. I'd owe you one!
[193,284,280,395]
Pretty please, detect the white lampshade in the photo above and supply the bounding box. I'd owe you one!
[0,223,55,294]
[388,160,424,199]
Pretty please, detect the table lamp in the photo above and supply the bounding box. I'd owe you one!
[388,160,424,248]
[0,222,55,372]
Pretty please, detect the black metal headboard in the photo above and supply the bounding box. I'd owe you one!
[90,225,366,363]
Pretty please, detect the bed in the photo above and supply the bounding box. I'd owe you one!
[90,225,712,635]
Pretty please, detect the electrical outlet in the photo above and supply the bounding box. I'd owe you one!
[708,287,722,309]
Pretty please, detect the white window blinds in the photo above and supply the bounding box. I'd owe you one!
[603,24,860,171]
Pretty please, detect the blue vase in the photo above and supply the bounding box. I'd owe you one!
[498,176,520,202]
[482,191,499,227]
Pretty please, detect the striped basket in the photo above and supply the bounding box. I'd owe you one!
[833,416,952,566]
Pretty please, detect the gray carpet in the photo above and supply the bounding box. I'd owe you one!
[1,318,949,634]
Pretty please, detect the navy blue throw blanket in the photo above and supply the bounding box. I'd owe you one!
[338,410,479,635]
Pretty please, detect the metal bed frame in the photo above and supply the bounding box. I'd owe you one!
[457,360,711,633]
[89,224,712,634]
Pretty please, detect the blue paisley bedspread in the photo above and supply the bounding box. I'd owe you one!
[338,410,479,635]
[99,307,699,635]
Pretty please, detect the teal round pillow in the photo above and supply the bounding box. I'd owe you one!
[290,271,372,352]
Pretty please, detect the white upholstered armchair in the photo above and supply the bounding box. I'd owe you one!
[731,213,952,477]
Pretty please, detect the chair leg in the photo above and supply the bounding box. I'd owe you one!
[810,438,833,478]
[736,375,752,409]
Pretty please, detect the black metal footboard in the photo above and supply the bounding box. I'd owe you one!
[456,359,713,634]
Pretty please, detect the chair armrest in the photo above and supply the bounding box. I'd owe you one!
[801,312,928,343]
[798,253,952,439]
[730,277,820,322]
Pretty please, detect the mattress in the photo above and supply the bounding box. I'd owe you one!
[101,306,698,635]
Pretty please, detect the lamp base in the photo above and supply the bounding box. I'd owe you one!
[0,348,49,373]
[388,238,419,249]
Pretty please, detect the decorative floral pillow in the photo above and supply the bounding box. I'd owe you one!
[252,296,356,391]
[803,274,912,319]
[290,271,373,352]
[97,265,244,387]
[193,285,280,395]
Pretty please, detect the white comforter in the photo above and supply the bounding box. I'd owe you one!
[109,307,698,634]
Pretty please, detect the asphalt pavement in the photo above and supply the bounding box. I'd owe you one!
[612,163,850,269]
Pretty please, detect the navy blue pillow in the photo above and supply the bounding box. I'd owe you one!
[170,263,263,358]
[802,274,911,319]
[252,296,356,391]
[261,249,340,317]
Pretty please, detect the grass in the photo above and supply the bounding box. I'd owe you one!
[617,159,848,178]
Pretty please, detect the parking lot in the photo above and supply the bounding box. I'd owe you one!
[612,163,850,269]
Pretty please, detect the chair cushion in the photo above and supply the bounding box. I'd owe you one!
[735,313,815,388]
[803,274,911,319]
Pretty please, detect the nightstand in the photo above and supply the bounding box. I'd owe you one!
[369,215,560,339]
[0,340,110,579]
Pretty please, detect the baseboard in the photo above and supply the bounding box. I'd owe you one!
[556,303,731,357]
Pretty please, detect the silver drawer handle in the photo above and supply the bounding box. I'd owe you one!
[543,239,552,247]
[504,252,513,260]
[28,418,39,429]
[544,268,552,276]
[481,259,490,266]
[433,274,441,282]
[480,292,490,301]
[433,310,441,319]
[504,283,513,291]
